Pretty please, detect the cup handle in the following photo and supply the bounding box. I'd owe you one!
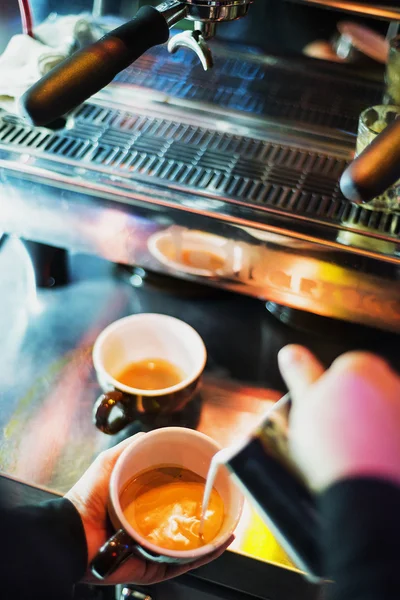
[94,390,133,435]
[91,529,134,579]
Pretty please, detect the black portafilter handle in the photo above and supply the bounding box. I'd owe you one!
[19,6,170,127]
[340,117,400,204]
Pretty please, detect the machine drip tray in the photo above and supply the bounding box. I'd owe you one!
[115,264,226,298]
[265,301,395,341]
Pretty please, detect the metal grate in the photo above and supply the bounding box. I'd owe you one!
[114,46,383,134]
[0,107,398,239]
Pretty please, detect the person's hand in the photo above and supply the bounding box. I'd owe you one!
[66,435,233,586]
[278,346,400,492]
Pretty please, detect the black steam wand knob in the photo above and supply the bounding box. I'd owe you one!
[340,117,400,204]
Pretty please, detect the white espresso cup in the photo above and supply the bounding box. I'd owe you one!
[91,427,244,579]
[92,314,207,434]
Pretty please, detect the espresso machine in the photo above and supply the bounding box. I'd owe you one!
[0,3,400,600]
[0,0,397,333]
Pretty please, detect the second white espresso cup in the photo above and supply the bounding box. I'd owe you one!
[92,313,207,434]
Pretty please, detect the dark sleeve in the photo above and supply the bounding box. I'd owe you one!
[0,498,87,600]
[319,478,400,600]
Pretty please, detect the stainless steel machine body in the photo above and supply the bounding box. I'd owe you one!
[1,1,399,332]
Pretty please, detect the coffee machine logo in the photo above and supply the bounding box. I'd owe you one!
[258,267,400,324]
[245,247,400,326]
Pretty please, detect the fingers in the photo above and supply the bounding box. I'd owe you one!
[331,351,392,377]
[278,345,325,403]
[95,432,146,470]
[66,433,147,512]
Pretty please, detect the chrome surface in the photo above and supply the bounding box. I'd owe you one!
[194,21,217,40]
[0,95,399,332]
[92,0,106,18]
[114,46,382,132]
[288,0,400,20]
[157,0,188,27]
[1,45,399,332]
[0,96,396,243]
[183,0,253,22]
[156,0,255,27]
[158,0,255,67]
[120,589,153,600]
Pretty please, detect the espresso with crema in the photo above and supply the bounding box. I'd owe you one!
[117,358,184,391]
[121,466,224,551]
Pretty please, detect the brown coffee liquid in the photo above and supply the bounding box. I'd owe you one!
[117,358,184,390]
[163,247,225,271]
[121,466,224,551]
[181,249,225,271]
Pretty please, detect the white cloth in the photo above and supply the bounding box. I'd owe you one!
[0,14,103,113]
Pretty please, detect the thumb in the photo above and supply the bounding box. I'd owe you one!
[278,345,325,403]
[94,432,147,473]
[69,433,147,497]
